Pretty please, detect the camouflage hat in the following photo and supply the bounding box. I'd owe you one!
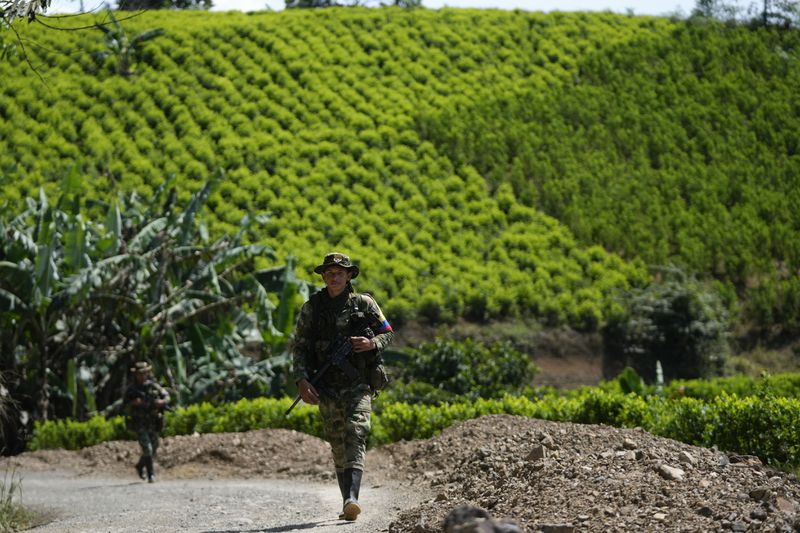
[313,252,359,278]
[130,361,152,374]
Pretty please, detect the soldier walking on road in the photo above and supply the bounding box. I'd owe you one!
[290,252,394,521]
[124,361,170,483]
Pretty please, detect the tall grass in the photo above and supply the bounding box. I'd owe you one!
[0,468,31,533]
[0,371,31,532]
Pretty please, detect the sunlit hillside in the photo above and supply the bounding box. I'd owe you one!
[1,8,797,331]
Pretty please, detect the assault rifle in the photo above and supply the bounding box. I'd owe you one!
[129,387,171,413]
[285,327,374,416]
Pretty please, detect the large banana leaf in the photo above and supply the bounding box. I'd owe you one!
[0,287,26,313]
[0,261,34,302]
[128,218,168,253]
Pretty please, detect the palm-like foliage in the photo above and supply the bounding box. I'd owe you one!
[0,170,312,451]
[0,0,50,23]
[93,8,164,77]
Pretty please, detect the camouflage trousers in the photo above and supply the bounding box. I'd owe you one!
[318,384,372,470]
[136,429,160,459]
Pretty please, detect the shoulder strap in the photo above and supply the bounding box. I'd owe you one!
[308,290,324,331]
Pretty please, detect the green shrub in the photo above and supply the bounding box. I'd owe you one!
[403,338,539,399]
[1,8,656,334]
[703,394,800,466]
[650,396,713,445]
[375,381,457,406]
[25,385,800,471]
[661,372,800,400]
[603,268,732,382]
[29,415,129,451]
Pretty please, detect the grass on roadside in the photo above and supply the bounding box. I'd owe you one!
[0,468,33,533]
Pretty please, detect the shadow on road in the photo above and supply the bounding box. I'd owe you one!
[202,519,353,533]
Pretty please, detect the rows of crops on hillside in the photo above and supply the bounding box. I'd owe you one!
[418,21,800,332]
[1,9,667,327]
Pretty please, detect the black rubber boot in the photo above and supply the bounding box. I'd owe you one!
[336,470,349,519]
[342,468,362,521]
[135,457,146,480]
[145,456,155,483]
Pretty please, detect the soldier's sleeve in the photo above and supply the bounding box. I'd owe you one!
[290,300,315,383]
[363,295,394,353]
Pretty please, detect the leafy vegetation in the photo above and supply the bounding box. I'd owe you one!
[0,175,312,452]
[2,9,796,338]
[418,18,800,334]
[691,0,800,27]
[0,5,797,340]
[27,375,800,471]
[116,0,212,9]
[602,267,733,381]
[3,9,675,334]
[3,6,800,466]
[603,369,800,401]
[92,10,165,77]
[385,338,539,402]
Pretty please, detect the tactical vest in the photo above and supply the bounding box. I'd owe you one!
[307,289,378,390]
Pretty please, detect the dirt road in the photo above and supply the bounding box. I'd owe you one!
[19,470,423,533]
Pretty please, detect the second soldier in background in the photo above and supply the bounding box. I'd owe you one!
[124,361,170,483]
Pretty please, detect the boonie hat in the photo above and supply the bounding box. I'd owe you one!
[130,361,152,374]
[313,252,359,278]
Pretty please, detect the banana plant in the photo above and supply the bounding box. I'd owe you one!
[1,169,305,451]
[253,256,319,397]
[0,171,85,424]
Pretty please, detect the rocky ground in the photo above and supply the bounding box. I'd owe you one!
[5,415,800,532]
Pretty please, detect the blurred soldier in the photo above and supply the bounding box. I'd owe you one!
[291,252,394,521]
[124,361,170,483]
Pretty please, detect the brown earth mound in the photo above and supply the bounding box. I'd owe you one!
[3,428,333,481]
[5,415,800,532]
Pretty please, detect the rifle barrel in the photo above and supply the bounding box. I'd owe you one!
[285,395,302,416]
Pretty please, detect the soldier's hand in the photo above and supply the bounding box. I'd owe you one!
[298,378,320,405]
[154,399,167,409]
[351,336,376,353]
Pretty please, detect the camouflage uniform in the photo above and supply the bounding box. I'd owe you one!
[291,252,394,520]
[124,363,170,483]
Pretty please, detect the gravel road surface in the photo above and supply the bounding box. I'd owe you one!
[19,470,420,533]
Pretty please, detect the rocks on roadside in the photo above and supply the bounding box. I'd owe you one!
[385,414,800,533]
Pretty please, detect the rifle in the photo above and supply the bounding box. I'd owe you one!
[285,328,374,416]
[129,386,170,413]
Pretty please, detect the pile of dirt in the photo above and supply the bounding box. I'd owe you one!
[382,415,800,533]
[5,415,800,532]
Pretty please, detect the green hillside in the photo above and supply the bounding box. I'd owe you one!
[1,8,798,332]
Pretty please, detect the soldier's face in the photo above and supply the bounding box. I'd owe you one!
[134,371,147,384]
[322,266,353,296]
